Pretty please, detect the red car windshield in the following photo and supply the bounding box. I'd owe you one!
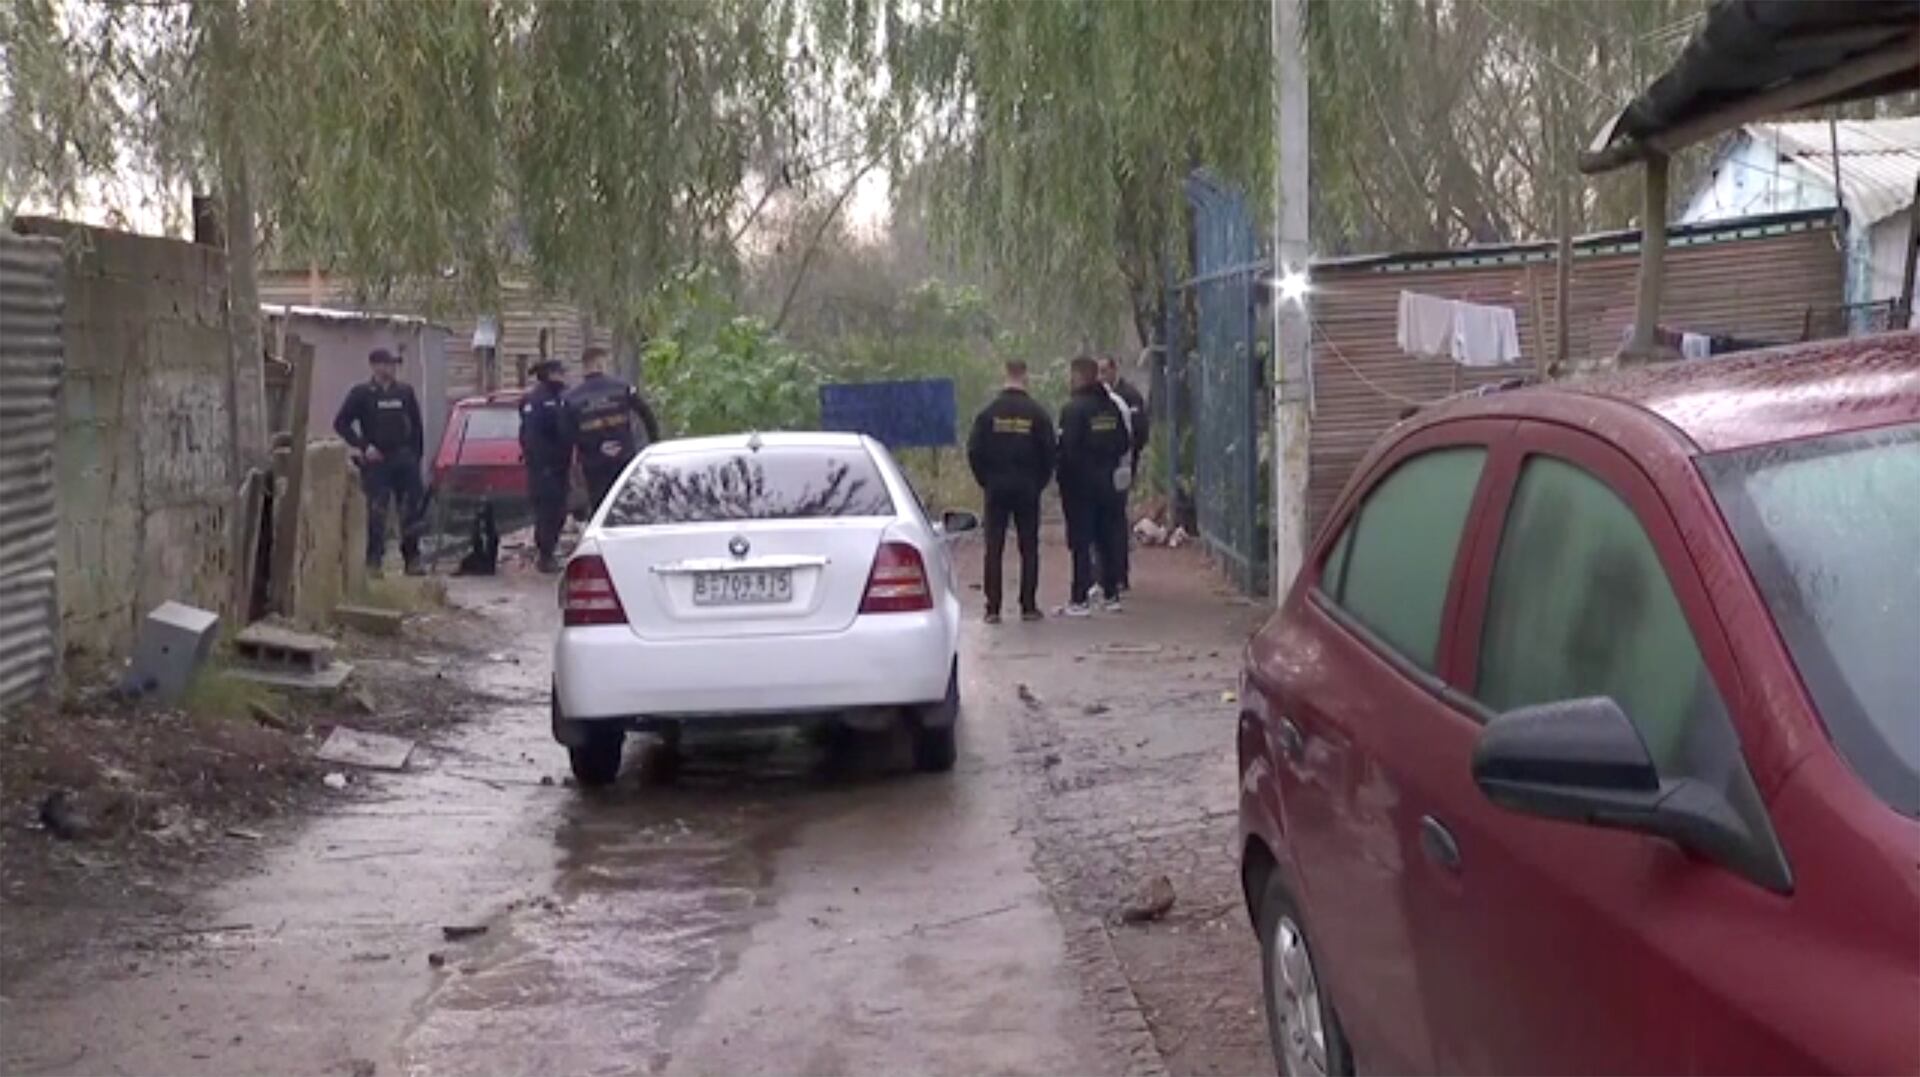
[1702,422,1920,818]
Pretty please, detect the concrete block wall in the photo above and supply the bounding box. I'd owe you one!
[17,220,236,657]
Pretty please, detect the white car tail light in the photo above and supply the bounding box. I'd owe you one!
[860,541,933,614]
[562,555,628,625]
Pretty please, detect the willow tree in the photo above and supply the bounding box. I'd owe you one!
[811,0,1273,347]
[1308,0,1708,253]
[1,0,808,337]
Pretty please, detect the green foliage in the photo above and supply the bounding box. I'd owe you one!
[2,0,806,324]
[642,301,823,439]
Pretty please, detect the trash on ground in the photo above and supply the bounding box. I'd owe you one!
[316,726,415,771]
[1220,690,1238,704]
[1132,518,1169,546]
[322,772,350,790]
[426,951,447,969]
[1017,684,1041,709]
[1083,703,1109,716]
[441,924,489,941]
[1120,874,1178,924]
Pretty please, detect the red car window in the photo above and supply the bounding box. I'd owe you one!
[462,407,521,440]
[1319,447,1485,673]
[1476,455,1719,771]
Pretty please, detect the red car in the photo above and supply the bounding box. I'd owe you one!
[429,390,584,533]
[1239,336,1919,1075]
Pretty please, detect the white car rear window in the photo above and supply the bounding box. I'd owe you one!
[604,447,896,526]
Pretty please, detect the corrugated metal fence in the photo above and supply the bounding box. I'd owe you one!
[1307,210,1844,534]
[0,233,65,711]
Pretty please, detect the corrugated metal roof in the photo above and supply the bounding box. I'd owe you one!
[1745,118,1920,224]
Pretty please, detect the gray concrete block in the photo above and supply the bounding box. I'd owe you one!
[126,601,221,703]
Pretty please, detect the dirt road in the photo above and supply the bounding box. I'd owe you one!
[0,534,1271,1076]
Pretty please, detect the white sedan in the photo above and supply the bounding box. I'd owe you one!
[550,432,976,786]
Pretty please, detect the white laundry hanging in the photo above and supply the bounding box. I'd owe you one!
[1452,301,1523,367]
[1397,291,1456,359]
[1396,290,1523,367]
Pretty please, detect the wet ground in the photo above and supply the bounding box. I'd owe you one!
[0,533,1272,1076]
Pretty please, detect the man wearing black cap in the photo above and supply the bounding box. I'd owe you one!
[333,348,427,577]
[564,346,662,514]
[519,357,571,573]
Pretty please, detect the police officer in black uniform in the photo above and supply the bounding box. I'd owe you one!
[332,348,427,577]
[1097,353,1150,593]
[563,346,662,514]
[1056,355,1130,615]
[519,358,571,573]
[967,359,1055,624]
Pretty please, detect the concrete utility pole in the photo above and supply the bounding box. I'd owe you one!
[1271,0,1311,599]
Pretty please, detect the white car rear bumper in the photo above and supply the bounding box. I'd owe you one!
[554,612,954,721]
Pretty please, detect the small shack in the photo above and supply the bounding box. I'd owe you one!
[1682,118,1920,331]
[263,305,451,482]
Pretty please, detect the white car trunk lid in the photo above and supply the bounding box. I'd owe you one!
[597,518,889,640]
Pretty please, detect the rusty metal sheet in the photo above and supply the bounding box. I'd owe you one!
[0,233,65,710]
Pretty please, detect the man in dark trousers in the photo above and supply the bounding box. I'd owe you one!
[519,358,571,573]
[564,346,662,514]
[1056,355,1131,616]
[1097,353,1150,593]
[332,348,427,577]
[967,359,1055,624]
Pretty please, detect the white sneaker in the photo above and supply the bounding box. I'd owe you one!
[1062,603,1092,618]
[1101,597,1124,613]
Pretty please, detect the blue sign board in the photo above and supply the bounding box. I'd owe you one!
[819,378,957,448]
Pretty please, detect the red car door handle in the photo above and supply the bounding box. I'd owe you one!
[1420,815,1462,872]
[1274,717,1305,761]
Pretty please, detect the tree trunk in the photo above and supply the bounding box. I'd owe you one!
[207,0,267,475]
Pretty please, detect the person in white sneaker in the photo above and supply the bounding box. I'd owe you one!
[1056,356,1129,616]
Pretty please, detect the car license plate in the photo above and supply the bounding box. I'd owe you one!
[692,569,793,606]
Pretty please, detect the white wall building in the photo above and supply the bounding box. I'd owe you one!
[1681,117,1919,330]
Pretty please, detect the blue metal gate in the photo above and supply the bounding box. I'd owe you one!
[1179,172,1266,593]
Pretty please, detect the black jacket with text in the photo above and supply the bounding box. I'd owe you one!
[1056,384,1130,497]
[967,387,1055,497]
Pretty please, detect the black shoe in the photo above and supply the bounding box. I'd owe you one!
[1021,608,1044,622]
[984,611,1002,625]
[403,560,427,578]
[536,554,562,574]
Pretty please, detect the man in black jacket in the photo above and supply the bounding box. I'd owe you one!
[967,359,1055,623]
[1057,355,1130,615]
[519,358,571,573]
[1098,353,1150,593]
[332,348,427,577]
[564,346,663,515]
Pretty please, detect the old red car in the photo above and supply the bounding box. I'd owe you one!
[428,390,587,547]
[1239,336,1919,1075]
[431,390,531,502]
